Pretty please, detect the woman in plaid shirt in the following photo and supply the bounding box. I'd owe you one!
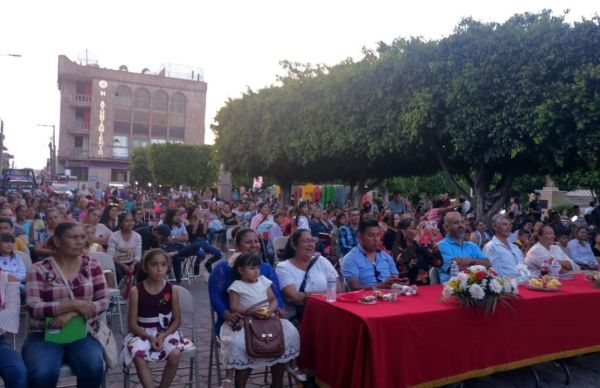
[23,222,109,388]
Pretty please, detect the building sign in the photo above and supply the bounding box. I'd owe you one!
[97,80,108,156]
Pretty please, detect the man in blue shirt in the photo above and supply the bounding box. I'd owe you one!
[437,212,491,283]
[342,218,399,290]
[339,208,360,255]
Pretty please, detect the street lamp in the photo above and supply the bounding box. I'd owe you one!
[0,53,21,57]
[37,124,56,176]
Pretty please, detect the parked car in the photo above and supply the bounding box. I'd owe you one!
[51,183,73,198]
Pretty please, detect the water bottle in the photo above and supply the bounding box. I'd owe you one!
[550,258,561,278]
[450,261,460,278]
[325,273,337,302]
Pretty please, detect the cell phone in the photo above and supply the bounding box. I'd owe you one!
[425,221,437,230]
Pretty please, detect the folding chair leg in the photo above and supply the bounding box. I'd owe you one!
[124,366,130,388]
[116,297,124,333]
[208,335,214,387]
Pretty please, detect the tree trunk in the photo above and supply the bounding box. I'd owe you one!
[278,179,292,207]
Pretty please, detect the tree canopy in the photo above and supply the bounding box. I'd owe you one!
[129,144,217,189]
[213,11,600,219]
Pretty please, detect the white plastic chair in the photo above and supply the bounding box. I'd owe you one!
[225,228,236,258]
[90,251,124,333]
[123,286,200,388]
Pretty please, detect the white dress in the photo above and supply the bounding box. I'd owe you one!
[219,276,300,370]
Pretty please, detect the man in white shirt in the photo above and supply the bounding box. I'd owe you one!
[483,214,524,278]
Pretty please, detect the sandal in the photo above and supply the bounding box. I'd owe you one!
[219,378,233,388]
[286,365,307,382]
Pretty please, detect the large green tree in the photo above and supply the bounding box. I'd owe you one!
[402,12,600,221]
[130,144,217,189]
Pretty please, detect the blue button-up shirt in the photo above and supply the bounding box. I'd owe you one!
[342,244,398,287]
[437,235,486,283]
[482,236,524,278]
[567,239,597,267]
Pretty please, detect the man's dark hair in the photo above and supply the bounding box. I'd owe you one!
[0,217,13,227]
[358,217,379,234]
[518,229,531,237]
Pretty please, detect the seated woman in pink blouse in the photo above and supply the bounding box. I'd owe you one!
[23,222,108,388]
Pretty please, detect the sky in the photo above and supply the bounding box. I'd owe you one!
[0,0,597,169]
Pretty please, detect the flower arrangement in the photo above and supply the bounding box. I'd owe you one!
[585,272,600,288]
[441,265,519,314]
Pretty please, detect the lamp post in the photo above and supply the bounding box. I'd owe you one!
[37,124,56,176]
[0,54,21,57]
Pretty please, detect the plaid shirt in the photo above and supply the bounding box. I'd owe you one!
[339,224,358,255]
[26,255,108,330]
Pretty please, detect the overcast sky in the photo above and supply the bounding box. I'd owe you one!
[0,0,597,169]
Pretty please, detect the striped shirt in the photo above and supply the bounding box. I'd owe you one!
[26,255,108,330]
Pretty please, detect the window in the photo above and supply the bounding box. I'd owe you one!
[114,85,132,134]
[169,127,185,139]
[71,167,88,181]
[133,88,151,110]
[170,93,186,114]
[169,92,186,139]
[74,136,83,148]
[76,81,91,96]
[132,88,150,136]
[132,138,148,148]
[152,90,168,112]
[113,136,129,158]
[111,169,128,182]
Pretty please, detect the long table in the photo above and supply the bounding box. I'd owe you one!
[298,275,600,387]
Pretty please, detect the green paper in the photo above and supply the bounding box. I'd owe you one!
[44,315,87,344]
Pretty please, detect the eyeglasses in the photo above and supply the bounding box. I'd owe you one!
[373,263,381,283]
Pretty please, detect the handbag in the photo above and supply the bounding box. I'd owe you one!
[243,299,285,358]
[50,257,119,368]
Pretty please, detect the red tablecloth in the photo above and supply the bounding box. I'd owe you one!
[298,275,600,388]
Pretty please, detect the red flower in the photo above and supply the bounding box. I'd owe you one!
[475,271,486,280]
[168,338,179,345]
[135,350,146,358]
[163,292,171,302]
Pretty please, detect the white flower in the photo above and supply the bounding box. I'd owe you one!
[510,279,519,294]
[481,279,488,288]
[469,284,486,300]
[489,279,503,294]
[502,279,512,293]
[468,265,486,273]
[442,286,454,298]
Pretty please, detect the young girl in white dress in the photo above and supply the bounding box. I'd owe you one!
[119,249,193,388]
[221,253,300,388]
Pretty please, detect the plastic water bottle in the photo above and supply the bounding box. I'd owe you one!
[550,258,561,278]
[450,261,460,278]
[325,273,337,302]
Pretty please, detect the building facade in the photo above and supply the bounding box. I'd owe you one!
[57,55,207,184]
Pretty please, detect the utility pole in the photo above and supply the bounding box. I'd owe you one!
[37,124,56,176]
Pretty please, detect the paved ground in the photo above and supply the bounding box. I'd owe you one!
[10,266,600,388]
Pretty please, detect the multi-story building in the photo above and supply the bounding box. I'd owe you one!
[57,55,207,184]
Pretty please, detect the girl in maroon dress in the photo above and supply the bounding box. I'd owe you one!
[119,249,193,388]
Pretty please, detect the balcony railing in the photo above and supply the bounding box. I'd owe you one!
[69,120,91,134]
[68,94,92,106]
[58,148,89,159]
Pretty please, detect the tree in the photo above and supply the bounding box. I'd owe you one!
[148,143,216,188]
[402,12,600,222]
[129,147,152,186]
[129,144,217,189]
